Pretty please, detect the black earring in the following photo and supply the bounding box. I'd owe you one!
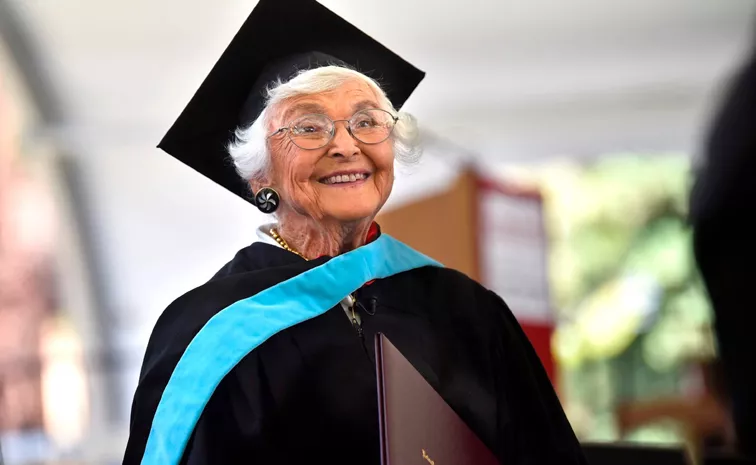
[254,187,280,214]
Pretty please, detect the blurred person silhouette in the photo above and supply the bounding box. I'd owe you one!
[690,23,756,459]
[121,0,586,464]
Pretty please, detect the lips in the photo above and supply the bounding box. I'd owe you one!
[320,172,370,185]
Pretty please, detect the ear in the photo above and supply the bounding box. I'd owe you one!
[248,173,272,196]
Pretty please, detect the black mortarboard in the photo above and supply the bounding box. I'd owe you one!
[158,0,425,205]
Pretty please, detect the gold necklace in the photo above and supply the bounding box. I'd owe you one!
[271,229,363,314]
[270,228,308,260]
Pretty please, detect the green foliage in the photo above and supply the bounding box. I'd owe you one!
[536,155,711,364]
[523,154,713,442]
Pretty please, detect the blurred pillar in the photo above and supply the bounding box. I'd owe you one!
[378,167,556,385]
[378,168,480,281]
[1,13,114,457]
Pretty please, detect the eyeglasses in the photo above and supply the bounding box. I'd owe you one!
[267,108,399,150]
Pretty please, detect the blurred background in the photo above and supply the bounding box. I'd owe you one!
[1,0,754,463]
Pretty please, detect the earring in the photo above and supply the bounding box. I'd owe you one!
[253,187,280,214]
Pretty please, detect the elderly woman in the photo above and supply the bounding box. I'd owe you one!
[123,0,585,464]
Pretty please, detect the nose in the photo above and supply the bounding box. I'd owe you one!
[326,121,359,158]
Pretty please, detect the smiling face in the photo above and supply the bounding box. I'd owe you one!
[263,79,395,225]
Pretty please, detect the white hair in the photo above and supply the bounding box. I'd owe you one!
[227,65,421,183]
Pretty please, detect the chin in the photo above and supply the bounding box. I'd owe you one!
[318,188,385,223]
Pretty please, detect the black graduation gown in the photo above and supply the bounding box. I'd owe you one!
[123,240,585,465]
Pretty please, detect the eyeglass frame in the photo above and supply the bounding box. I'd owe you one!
[266,108,400,150]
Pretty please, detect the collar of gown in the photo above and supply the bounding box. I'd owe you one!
[255,222,381,303]
[255,223,282,248]
[255,222,382,255]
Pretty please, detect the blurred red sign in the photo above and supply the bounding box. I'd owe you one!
[477,176,555,383]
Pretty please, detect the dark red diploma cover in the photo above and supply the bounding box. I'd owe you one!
[375,333,500,465]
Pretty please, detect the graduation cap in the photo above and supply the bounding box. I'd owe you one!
[158,0,425,205]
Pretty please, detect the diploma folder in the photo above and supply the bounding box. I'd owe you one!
[375,333,500,465]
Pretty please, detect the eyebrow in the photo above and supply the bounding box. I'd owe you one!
[281,99,383,123]
[282,102,327,122]
[352,99,381,112]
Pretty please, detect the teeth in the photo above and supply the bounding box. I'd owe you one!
[323,173,367,184]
